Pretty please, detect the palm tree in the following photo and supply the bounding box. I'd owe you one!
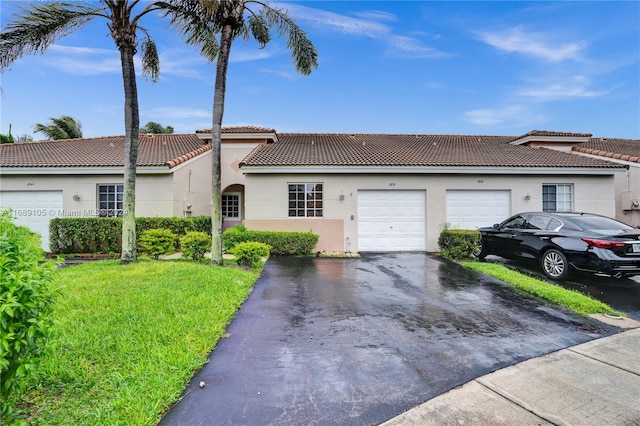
[34,115,83,139]
[1,1,163,264]
[160,0,318,265]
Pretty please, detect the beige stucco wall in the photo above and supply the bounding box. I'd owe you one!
[0,172,177,218]
[243,172,619,253]
[617,165,640,226]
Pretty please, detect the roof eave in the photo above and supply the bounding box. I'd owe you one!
[0,166,172,175]
[511,135,592,146]
[240,165,624,175]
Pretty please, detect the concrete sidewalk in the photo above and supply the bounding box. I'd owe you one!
[382,319,640,426]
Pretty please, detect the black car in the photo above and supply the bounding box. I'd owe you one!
[478,212,640,280]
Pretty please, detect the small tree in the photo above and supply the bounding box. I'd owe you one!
[0,123,14,144]
[0,211,59,421]
[140,121,174,134]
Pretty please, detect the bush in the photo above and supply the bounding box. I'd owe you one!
[438,229,481,260]
[139,229,176,259]
[0,211,59,421]
[230,241,271,267]
[222,226,318,256]
[50,216,211,254]
[180,231,212,261]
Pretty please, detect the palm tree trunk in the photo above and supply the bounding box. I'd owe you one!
[210,20,236,266]
[119,44,139,264]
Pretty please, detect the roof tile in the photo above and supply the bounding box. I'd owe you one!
[240,133,622,168]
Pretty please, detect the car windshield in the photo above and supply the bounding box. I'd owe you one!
[569,216,633,233]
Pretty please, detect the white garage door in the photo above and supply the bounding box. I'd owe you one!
[446,190,510,229]
[0,191,63,251]
[358,190,426,251]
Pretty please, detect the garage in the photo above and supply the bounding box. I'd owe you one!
[446,190,510,229]
[357,190,426,251]
[0,191,63,251]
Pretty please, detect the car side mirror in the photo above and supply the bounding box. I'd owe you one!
[493,223,499,229]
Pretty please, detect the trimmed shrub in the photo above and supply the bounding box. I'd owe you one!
[139,229,176,259]
[438,229,481,260]
[180,231,211,261]
[50,216,211,254]
[230,241,271,267]
[0,211,59,421]
[222,225,318,256]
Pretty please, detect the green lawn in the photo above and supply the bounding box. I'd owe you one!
[462,261,623,316]
[22,260,259,425]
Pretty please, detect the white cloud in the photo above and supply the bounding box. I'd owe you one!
[465,105,543,127]
[476,26,585,62]
[41,44,121,74]
[145,107,210,119]
[281,3,448,59]
[517,75,612,100]
[352,10,398,22]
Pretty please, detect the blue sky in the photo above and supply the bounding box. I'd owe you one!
[1,1,639,139]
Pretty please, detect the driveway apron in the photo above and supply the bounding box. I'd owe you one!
[160,253,617,426]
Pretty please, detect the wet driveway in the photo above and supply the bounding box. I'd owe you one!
[160,253,617,426]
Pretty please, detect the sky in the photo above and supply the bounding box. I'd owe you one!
[1,1,639,140]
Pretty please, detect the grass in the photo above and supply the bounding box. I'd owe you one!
[462,261,624,316]
[21,260,259,425]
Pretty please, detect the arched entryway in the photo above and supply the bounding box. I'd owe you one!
[222,184,244,230]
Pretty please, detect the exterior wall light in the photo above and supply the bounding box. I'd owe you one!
[524,192,531,201]
[73,193,80,201]
[339,192,345,201]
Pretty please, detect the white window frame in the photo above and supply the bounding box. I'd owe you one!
[97,184,124,217]
[288,183,323,217]
[222,192,241,220]
[542,184,573,212]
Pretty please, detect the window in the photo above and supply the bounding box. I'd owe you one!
[97,184,124,217]
[288,183,323,217]
[222,193,240,219]
[502,215,526,229]
[542,184,573,212]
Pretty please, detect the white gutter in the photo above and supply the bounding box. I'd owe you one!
[0,166,172,175]
[240,165,625,175]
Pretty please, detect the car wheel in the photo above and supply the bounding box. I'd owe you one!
[475,239,487,260]
[541,249,570,280]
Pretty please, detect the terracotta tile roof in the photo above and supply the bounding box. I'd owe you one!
[572,138,640,164]
[240,133,621,168]
[521,130,593,138]
[196,126,277,134]
[0,134,210,168]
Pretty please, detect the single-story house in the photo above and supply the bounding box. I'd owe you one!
[1,126,637,252]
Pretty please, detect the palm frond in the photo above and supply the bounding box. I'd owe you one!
[260,5,318,75]
[155,0,221,62]
[140,34,160,82]
[0,2,101,71]
[248,14,270,48]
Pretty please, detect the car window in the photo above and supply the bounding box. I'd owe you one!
[547,218,563,231]
[502,216,526,229]
[569,216,633,232]
[527,215,551,230]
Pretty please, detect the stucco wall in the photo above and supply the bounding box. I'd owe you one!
[243,172,618,252]
[617,165,640,226]
[0,173,177,217]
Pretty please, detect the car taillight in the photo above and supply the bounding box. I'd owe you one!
[581,238,626,249]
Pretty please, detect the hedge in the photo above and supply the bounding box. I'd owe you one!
[438,228,481,260]
[222,225,318,256]
[49,216,211,254]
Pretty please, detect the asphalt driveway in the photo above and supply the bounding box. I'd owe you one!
[160,253,617,426]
